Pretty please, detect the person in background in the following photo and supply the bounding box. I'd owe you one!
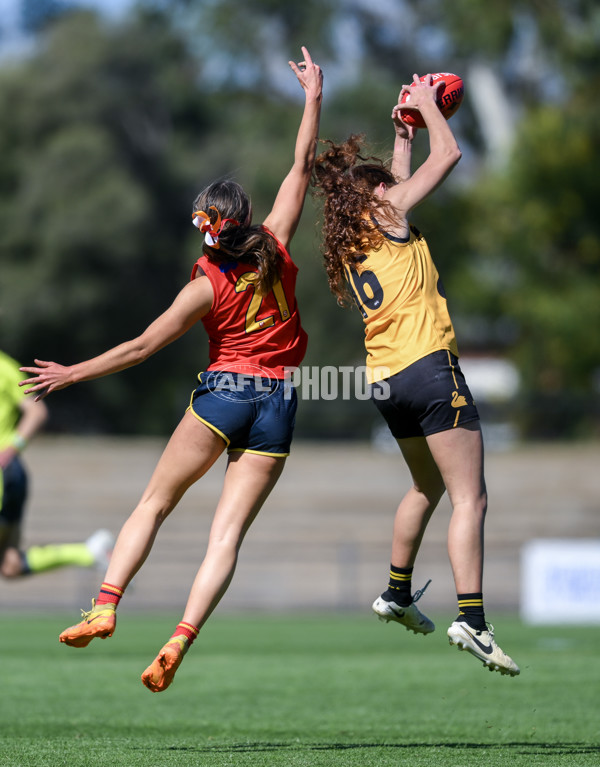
[311,74,519,676]
[1,349,113,579]
[20,47,323,693]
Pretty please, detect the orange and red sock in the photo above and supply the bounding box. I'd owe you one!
[96,582,124,608]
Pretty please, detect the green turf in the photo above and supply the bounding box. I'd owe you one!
[1,612,598,766]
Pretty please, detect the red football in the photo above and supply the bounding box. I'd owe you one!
[399,72,464,129]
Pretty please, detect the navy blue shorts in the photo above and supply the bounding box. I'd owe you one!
[0,456,28,525]
[370,350,479,439]
[188,371,298,456]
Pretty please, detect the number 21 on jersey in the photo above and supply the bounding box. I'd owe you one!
[235,272,291,333]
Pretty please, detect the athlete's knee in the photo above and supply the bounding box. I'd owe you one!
[0,547,26,578]
[473,486,488,518]
[134,492,178,525]
[479,492,488,524]
[452,490,487,523]
[204,535,241,573]
[413,476,446,508]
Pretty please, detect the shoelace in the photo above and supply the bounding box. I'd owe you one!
[79,598,98,621]
[482,623,495,637]
[80,598,114,622]
[412,579,432,603]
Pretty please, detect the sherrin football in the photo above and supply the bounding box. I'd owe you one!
[400,72,464,129]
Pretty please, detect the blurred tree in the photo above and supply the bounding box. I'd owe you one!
[456,103,600,438]
[1,0,597,439]
[433,0,600,437]
[0,8,213,433]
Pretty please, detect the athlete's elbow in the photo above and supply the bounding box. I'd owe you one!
[128,336,155,365]
[438,146,461,176]
[446,145,462,167]
[431,144,461,171]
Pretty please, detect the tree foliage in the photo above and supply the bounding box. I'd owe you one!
[432,1,600,437]
[0,1,598,439]
[0,8,213,432]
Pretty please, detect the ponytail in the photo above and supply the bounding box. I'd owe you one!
[193,181,282,294]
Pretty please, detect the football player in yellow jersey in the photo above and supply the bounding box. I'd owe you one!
[0,350,113,579]
[313,74,519,676]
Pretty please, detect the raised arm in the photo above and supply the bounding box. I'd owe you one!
[19,277,214,401]
[390,104,417,183]
[384,74,462,217]
[262,46,323,249]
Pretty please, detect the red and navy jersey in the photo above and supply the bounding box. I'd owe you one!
[190,228,307,379]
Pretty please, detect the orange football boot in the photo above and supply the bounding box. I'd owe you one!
[59,599,116,648]
[141,636,188,693]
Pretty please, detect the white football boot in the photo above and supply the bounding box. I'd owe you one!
[447,621,520,676]
[372,580,435,635]
[85,529,114,571]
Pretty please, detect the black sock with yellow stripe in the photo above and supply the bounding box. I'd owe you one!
[456,592,486,631]
[382,565,413,607]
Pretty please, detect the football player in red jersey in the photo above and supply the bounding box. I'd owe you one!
[20,46,322,692]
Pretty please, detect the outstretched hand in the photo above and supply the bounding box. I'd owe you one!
[19,359,72,401]
[288,46,323,101]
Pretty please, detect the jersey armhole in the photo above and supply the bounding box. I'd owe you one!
[190,261,207,280]
[190,261,217,316]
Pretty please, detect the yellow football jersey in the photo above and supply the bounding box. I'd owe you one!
[0,350,26,450]
[344,225,459,383]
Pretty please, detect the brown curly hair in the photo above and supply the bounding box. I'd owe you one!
[312,134,397,304]
[193,180,282,295]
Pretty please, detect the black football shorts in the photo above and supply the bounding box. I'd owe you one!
[370,350,480,439]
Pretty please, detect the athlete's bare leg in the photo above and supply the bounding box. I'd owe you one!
[102,410,226,590]
[0,524,24,577]
[425,421,487,594]
[392,436,446,568]
[180,450,286,630]
[140,449,286,691]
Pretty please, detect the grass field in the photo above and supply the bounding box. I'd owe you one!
[2,612,599,767]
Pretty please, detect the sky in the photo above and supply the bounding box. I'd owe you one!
[0,0,136,25]
[0,0,137,59]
